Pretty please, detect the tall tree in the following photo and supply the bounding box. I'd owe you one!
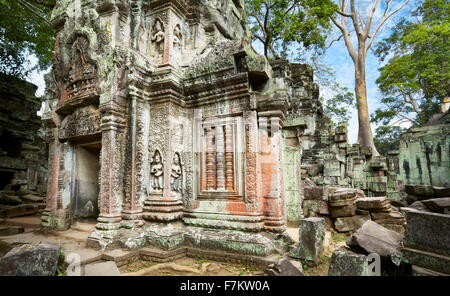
[246,0,337,58]
[373,0,449,128]
[331,0,408,156]
[0,0,55,77]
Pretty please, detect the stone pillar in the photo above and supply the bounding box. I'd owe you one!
[41,128,61,228]
[92,104,126,235]
[206,127,216,190]
[122,94,147,227]
[225,124,234,191]
[216,125,225,190]
[259,114,286,232]
[244,111,260,207]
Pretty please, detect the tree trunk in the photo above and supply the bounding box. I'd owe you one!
[354,53,379,156]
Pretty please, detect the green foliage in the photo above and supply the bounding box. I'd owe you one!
[374,0,450,127]
[373,126,406,155]
[246,0,337,58]
[0,0,55,77]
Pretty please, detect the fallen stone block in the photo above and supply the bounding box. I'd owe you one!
[334,215,370,232]
[402,247,450,275]
[289,218,325,265]
[388,198,407,208]
[371,210,404,221]
[346,221,403,262]
[405,201,429,212]
[357,197,389,210]
[21,194,44,203]
[433,186,450,198]
[0,204,40,218]
[372,218,405,225]
[421,198,450,213]
[302,200,330,215]
[303,186,338,201]
[0,226,24,236]
[0,243,61,276]
[331,204,356,218]
[329,190,357,207]
[380,224,405,235]
[403,208,450,256]
[328,247,370,276]
[266,258,304,276]
[405,184,434,197]
[84,261,120,276]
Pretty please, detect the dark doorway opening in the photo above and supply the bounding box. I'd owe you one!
[73,142,101,219]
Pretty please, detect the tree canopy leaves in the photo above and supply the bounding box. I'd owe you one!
[0,0,55,77]
[245,0,337,58]
[374,0,450,127]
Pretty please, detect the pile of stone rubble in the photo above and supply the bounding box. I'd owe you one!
[0,189,46,220]
[303,186,406,234]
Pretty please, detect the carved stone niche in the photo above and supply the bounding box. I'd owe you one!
[58,105,101,141]
[57,35,99,115]
[195,115,244,199]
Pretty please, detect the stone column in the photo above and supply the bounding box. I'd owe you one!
[122,94,147,227]
[216,125,225,190]
[206,127,216,190]
[93,105,126,235]
[225,124,234,191]
[41,128,61,228]
[259,114,286,232]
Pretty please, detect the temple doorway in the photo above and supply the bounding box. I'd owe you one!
[72,142,101,219]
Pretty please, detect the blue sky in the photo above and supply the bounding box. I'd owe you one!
[26,0,414,143]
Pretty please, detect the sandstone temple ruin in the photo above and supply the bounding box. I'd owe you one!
[29,0,449,274]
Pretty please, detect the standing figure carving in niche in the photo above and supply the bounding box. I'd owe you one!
[150,150,164,191]
[151,19,165,56]
[171,152,182,192]
[173,24,183,49]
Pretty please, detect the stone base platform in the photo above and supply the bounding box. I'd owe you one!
[85,223,290,267]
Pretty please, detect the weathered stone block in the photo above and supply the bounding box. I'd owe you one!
[303,186,338,201]
[346,221,403,262]
[371,210,404,220]
[402,247,450,275]
[334,215,370,232]
[329,190,357,207]
[266,258,305,276]
[330,204,356,218]
[357,197,389,210]
[21,194,44,203]
[403,209,450,256]
[421,198,450,213]
[328,247,370,276]
[405,184,434,197]
[0,243,61,276]
[433,186,450,198]
[289,218,325,265]
[302,200,330,215]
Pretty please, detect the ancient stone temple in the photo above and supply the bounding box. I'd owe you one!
[41,0,310,254]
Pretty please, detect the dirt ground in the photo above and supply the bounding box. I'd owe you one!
[119,257,267,276]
